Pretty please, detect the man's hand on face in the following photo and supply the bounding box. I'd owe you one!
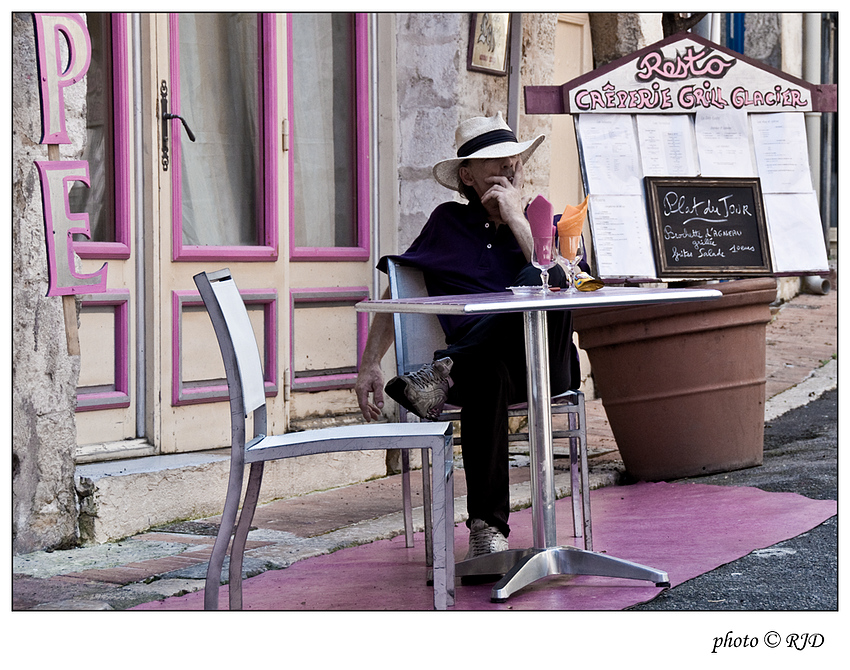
[478,158,535,259]
[480,159,525,226]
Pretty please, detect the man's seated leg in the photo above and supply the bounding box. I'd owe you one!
[446,357,515,560]
[388,346,516,572]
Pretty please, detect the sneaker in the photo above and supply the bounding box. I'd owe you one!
[385,357,453,421]
[465,518,509,559]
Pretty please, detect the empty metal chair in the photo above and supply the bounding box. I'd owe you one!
[194,269,456,610]
[386,259,593,554]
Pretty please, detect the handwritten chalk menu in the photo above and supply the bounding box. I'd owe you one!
[644,177,771,277]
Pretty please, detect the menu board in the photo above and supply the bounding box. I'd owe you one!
[644,177,772,277]
[564,34,831,281]
[576,110,829,279]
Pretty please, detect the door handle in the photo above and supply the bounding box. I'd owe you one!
[160,80,196,171]
[164,113,196,142]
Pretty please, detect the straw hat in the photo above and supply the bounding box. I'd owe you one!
[432,112,545,192]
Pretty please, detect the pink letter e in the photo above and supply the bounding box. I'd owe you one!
[35,160,107,296]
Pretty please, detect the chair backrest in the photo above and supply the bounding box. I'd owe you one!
[386,259,448,376]
[194,269,266,416]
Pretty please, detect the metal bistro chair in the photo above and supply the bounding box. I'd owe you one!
[193,269,456,610]
[386,259,593,561]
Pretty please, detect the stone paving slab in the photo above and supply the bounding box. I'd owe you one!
[764,292,837,398]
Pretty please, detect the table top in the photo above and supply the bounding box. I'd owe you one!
[356,285,722,316]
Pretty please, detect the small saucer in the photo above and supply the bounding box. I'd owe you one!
[507,286,542,295]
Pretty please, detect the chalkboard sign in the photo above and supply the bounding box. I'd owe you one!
[645,177,772,278]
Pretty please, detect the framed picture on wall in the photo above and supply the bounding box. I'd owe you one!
[467,13,510,76]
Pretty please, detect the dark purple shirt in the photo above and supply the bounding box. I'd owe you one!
[378,199,527,342]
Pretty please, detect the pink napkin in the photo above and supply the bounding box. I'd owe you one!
[526,195,554,239]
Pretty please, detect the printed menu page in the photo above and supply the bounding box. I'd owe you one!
[577,114,643,195]
[636,114,699,176]
[763,192,829,273]
[751,112,814,194]
[588,195,657,279]
[695,107,755,177]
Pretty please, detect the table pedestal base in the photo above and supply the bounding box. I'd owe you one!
[457,547,670,603]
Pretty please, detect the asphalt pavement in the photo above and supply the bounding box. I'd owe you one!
[631,387,838,611]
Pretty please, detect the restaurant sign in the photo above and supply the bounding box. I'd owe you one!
[526,32,836,117]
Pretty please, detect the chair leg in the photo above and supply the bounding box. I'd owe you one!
[429,438,455,609]
[567,396,593,551]
[401,449,414,548]
[569,433,583,540]
[228,462,265,610]
[204,465,245,611]
[421,448,433,568]
[577,397,593,551]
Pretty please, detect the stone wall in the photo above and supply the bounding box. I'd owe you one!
[744,13,782,70]
[395,13,557,250]
[12,13,84,553]
[588,13,663,68]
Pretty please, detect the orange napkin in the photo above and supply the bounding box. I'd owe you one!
[557,195,589,258]
[557,195,589,237]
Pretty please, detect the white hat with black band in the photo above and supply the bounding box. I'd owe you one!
[432,111,545,192]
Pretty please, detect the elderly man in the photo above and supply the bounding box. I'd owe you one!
[355,112,577,565]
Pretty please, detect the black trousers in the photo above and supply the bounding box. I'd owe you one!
[435,263,577,537]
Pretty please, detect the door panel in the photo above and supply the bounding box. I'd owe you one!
[155,12,287,454]
[287,13,374,425]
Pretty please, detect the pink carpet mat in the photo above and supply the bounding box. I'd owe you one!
[134,482,836,611]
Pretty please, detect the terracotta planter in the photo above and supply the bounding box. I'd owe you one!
[574,278,777,481]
